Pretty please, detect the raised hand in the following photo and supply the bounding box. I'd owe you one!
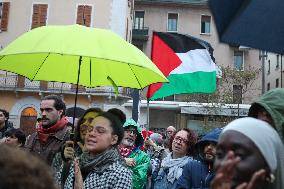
[211,151,240,189]
[74,158,84,189]
[125,158,136,167]
[64,140,75,160]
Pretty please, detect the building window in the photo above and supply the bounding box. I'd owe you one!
[276,54,280,69]
[233,51,244,70]
[268,60,270,74]
[76,5,92,27]
[134,11,144,29]
[233,85,243,104]
[31,4,48,29]
[167,13,178,32]
[267,83,270,91]
[276,78,279,88]
[0,2,10,31]
[201,15,211,34]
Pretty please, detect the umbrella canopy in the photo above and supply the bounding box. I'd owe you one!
[0,24,168,89]
[209,0,284,54]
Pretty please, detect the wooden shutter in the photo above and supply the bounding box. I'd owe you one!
[76,5,84,25]
[84,5,92,27]
[76,5,92,27]
[0,2,10,31]
[31,4,48,29]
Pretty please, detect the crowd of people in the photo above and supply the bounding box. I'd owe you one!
[0,88,284,189]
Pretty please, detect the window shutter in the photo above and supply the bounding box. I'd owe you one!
[31,4,47,29]
[0,2,10,31]
[77,5,92,27]
[39,4,47,27]
[84,5,92,27]
[76,5,84,25]
[31,4,39,29]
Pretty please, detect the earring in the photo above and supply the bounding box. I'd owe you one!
[266,173,275,183]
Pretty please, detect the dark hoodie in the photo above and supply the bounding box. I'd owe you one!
[248,88,284,141]
[177,128,222,189]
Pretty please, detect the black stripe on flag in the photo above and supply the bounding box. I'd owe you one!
[154,32,215,61]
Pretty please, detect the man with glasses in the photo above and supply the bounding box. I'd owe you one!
[166,125,176,139]
[118,118,150,189]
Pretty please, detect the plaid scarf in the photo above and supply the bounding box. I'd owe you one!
[118,145,135,158]
[37,117,68,143]
[79,147,124,180]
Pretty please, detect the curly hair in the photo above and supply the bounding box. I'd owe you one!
[0,145,58,189]
[170,128,197,156]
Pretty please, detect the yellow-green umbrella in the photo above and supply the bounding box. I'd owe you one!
[0,24,168,131]
[0,24,167,89]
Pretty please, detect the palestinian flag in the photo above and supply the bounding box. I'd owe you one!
[147,32,217,100]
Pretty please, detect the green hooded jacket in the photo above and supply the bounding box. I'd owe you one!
[123,119,150,189]
[248,88,284,141]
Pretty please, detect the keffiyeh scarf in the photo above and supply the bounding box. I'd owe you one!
[160,153,191,184]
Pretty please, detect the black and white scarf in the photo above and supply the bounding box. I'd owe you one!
[79,147,124,180]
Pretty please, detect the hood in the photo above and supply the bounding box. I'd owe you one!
[248,88,284,141]
[196,128,222,158]
[123,118,144,147]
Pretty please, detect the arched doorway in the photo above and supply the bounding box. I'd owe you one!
[20,107,38,136]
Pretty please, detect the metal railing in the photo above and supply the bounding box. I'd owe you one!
[132,27,149,40]
[0,75,132,97]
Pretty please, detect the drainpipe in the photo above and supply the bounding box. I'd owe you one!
[281,55,283,88]
[259,50,267,94]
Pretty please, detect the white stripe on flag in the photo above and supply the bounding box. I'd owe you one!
[171,49,216,74]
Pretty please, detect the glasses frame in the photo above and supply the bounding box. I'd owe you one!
[173,136,189,144]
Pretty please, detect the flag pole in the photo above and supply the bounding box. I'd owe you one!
[145,31,155,138]
[146,99,150,138]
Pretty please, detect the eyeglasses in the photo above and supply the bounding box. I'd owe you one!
[80,124,94,133]
[125,129,137,135]
[85,126,109,136]
[173,136,189,144]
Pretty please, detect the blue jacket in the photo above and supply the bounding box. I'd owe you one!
[152,158,191,189]
[176,128,222,189]
[176,159,214,189]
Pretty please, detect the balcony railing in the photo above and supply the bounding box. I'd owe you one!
[132,27,149,41]
[0,74,132,97]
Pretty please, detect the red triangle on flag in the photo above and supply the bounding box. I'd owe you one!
[147,33,182,99]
